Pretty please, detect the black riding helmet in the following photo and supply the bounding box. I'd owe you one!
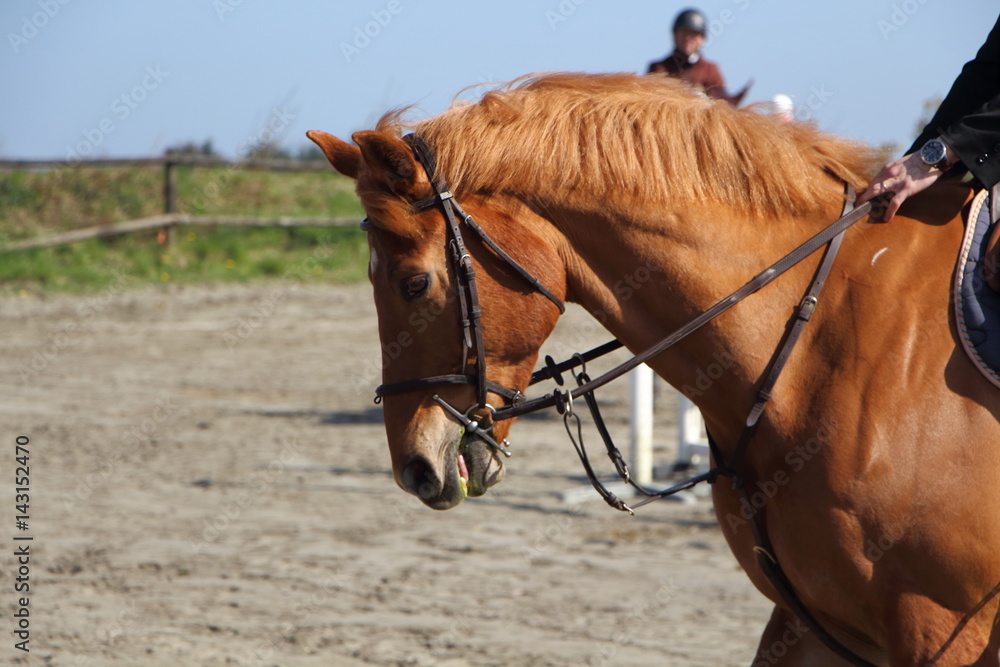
[673,8,707,35]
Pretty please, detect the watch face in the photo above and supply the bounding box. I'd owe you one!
[921,140,946,165]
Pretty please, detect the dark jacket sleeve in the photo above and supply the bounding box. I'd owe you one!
[940,95,1000,188]
[909,14,1000,187]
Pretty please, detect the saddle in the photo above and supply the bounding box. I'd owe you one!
[954,186,1000,389]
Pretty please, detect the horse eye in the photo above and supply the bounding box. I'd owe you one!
[401,274,430,301]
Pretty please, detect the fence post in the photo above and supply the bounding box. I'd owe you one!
[161,159,177,245]
[676,394,710,470]
[163,159,178,213]
[629,364,655,485]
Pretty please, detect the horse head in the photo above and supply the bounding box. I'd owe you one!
[308,129,566,509]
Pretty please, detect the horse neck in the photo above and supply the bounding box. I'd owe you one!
[542,195,844,435]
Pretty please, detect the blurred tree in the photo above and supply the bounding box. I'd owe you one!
[875,141,902,164]
[165,140,217,157]
[296,144,326,162]
[245,139,291,160]
[914,95,943,143]
[862,95,941,166]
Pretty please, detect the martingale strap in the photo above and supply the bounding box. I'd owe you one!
[716,188,880,667]
[557,187,857,513]
[530,339,624,387]
[719,196,852,478]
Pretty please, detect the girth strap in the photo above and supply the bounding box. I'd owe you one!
[738,470,878,667]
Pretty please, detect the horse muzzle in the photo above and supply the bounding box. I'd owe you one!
[398,431,507,510]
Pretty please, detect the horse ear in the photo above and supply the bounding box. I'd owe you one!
[352,130,422,197]
[306,130,361,179]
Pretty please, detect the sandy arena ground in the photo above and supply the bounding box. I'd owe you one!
[0,280,773,666]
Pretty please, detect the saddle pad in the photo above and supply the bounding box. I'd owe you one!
[954,187,1000,389]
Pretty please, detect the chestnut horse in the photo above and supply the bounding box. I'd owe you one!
[308,73,1000,665]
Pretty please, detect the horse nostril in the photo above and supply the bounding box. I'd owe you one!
[401,456,442,500]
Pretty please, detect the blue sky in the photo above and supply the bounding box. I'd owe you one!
[2,1,996,161]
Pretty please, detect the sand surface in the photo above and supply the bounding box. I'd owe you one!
[0,281,772,666]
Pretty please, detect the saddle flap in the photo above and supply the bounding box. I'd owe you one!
[986,212,1000,292]
[954,187,1000,389]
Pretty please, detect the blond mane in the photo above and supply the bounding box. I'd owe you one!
[377,72,878,218]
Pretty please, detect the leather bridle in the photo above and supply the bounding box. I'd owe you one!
[364,133,886,667]
[372,134,566,456]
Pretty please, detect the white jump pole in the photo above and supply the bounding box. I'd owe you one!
[677,394,711,468]
[629,364,655,485]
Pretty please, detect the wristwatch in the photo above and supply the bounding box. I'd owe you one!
[919,138,954,171]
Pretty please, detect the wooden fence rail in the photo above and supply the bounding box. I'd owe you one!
[0,156,332,171]
[1,214,364,253]
[0,156,357,252]
[0,155,334,214]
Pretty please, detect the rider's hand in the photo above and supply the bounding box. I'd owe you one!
[857,151,945,222]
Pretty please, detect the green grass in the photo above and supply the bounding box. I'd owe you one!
[0,163,369,294]
[0,226,369,293]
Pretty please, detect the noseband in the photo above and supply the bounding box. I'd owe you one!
[371,134,565,456]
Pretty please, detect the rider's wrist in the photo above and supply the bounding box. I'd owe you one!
[919,138,958,172]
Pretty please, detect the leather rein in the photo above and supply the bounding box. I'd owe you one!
[370,133,880,667]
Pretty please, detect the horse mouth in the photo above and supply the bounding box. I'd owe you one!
[458,435,506,498]
[410,435,505,510]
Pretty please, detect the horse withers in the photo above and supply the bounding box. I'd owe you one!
[309,73,1000,665]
